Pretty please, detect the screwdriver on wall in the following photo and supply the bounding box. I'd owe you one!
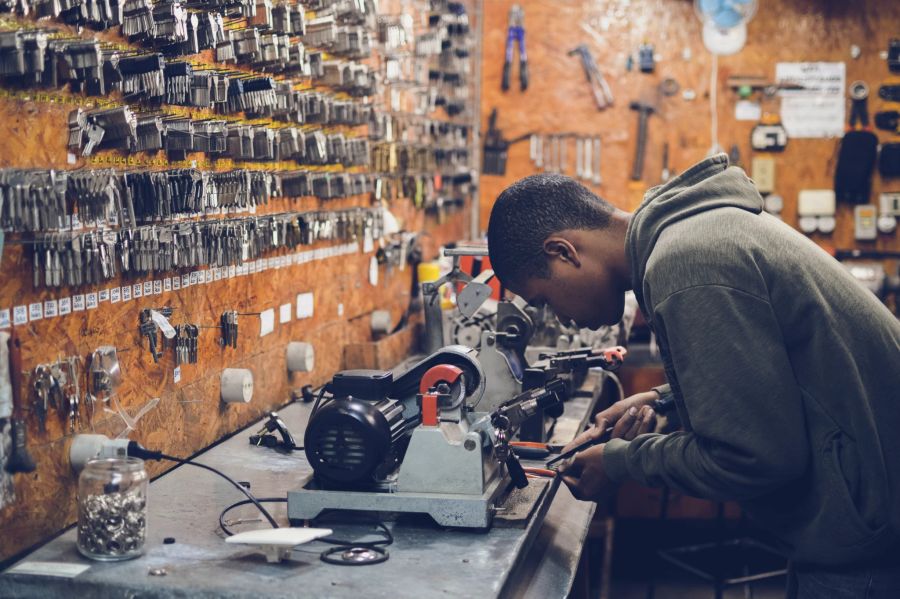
[501,4,528,91]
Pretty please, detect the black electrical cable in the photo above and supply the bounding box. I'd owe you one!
[127,442,280,530]
[310,383,331,417]
[219,497,286,537]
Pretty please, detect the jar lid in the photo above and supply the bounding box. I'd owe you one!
[83,457,146,473]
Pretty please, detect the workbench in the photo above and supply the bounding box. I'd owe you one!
[0,373,603,599]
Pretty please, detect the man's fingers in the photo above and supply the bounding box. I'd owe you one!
[636,407,656,435]
[612,406,638,439]
[625,406,653,441]
[594,405,623,428]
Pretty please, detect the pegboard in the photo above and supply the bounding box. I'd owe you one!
[479,0,900,268]
[0,0,477,563]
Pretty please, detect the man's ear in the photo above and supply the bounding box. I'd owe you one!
[543,237,581,268]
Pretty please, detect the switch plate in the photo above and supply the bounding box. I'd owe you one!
[797,190,836,216]
[751,157,776,194]
[854,205,877,240]
[880,192,900,217]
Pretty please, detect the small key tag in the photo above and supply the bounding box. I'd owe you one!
[150,310,177,339]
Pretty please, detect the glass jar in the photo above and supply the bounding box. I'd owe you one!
[77,457,148,561]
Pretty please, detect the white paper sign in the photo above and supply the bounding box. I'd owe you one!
[735,100,761,121]
[72,295,85,311]
[259,308,275,337]
[776,62,845,138]
[43,300,58,318]
[0,308,10,328]
[29,303,43,321]
[296,293,314,319]
[59,298,71,315]
[279,303,292,324]
[13,305,27,325]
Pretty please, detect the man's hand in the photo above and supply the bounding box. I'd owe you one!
[561,403,656,455]
[559,443,613,502]
[594,390,660,431]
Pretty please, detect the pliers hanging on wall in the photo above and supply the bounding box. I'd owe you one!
[501,4,528,91]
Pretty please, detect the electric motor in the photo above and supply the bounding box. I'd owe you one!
[304,395,407,487]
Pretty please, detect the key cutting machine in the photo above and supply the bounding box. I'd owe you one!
[287,344,624,528]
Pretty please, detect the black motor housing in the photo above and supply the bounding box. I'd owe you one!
[305,395,407,487]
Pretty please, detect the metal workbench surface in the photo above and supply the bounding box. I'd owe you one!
[0,376,601,599]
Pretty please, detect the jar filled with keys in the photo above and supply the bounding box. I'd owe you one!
[77,457,148,561]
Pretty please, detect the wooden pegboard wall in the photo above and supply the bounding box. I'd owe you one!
[0,0,477,562]
[479,0,900,269]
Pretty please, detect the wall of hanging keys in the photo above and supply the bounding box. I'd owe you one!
[0,0,478,562]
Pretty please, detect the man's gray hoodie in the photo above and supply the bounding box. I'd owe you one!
[603,154,900,565]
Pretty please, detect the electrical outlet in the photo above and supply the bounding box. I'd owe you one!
[854,205,878,240]
[797,190,836,216]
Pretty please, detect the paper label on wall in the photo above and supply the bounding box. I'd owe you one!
[279,303,292,324]
[133,283,143,298]
[259,308,275,337]
[59,297,71,315]
[5,561,90,578]
[172,277,181,291]
[205,270,213,284]
[190,272,199,286]
[43,300,58,318]
[86,293,98,310]
[72,295,85,311]
[13,305,27,325]
[776,62,845,138]
[0,309,10,328]
[735,100,761,121]
[153,280,162,295]
[110,288,121,303]
[182,274,190,288]
[143,282,152,296]
[99,289,109,303]
[122,286,131,302]
[164,278,172,292]
[173,366,181,383]
[296,292,314,319]
[29,303,43,321]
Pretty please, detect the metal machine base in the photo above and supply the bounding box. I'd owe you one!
[288,473,513,528]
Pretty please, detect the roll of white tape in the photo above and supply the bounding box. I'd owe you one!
[371,310,392,335]
[221,369,254,404]
[286,342,315,373]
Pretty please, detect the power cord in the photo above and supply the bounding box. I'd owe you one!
[127,441,280,530]
[129,441,393,565]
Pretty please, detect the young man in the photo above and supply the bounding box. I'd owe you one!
[487,154,900,596]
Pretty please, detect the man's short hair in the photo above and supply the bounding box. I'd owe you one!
[487,174,614,289]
